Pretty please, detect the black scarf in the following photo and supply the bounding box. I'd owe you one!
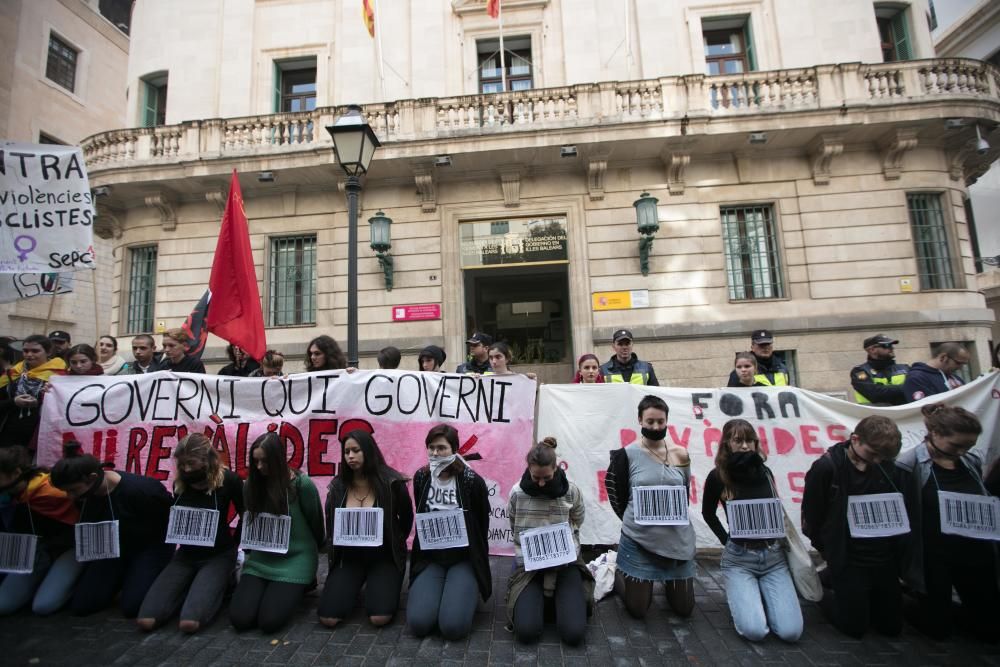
[725,451,767,485]
[519,466,569,499]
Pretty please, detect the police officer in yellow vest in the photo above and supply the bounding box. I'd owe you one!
[599,329,659,385]
[851,334,909,405]
[727,329,791,387]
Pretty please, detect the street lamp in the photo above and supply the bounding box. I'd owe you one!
[634,192,659,276]
[327,104,381,367]
[369,210,393,291]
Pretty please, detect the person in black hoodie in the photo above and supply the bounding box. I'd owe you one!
[406,424,491,640]
[801,416,912,638]
[161,329,206,374]
[727,329,789,387]
[901,342,969,403]
[418,345,447,372]
[50,442,174,618]
[218,344,260,377]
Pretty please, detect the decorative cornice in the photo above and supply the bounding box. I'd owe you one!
[412,163,437,212]
[808,134,844,185]
[93,202,123,240]
[145,192,177,231]
[878,129,919,180]
[662,152,691,195]
[451,0,549,16]
[498,164,525,207]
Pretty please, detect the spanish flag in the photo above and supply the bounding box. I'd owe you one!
[363,0,375,37]
[487,0,500,19]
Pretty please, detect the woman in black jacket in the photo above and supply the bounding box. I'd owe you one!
[407,424,491,639]
[318,429,413,628]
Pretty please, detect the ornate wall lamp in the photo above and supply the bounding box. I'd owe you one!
[634,191,659,276]
[369,210,393,291]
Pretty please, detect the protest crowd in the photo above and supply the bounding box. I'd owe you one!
[0,323,997,651]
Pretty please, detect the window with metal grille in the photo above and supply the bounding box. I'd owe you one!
[46,34,78,92]
[720,204,784,301]
[269,235,316,326]
[126,246,157,333]
[907,193,956,290]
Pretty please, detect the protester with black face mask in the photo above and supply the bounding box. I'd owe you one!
[702,419,803,642]
[896,403,999,641]
[50,441,173,618]
[605,394,695,619]
[137,434,245,634]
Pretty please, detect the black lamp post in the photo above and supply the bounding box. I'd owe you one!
[327,105,381,367]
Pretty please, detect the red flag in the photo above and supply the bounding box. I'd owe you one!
[205,171,266,361]
[486,0,500,19]
[362,0,375,37]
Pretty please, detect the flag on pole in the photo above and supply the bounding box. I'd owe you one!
[204,171,266,361]
[363,0,375,37]
[180,289,210,361]
[487,0,500,19]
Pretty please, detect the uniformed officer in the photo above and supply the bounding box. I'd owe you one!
[599,329,659,385]
[850,334,909,406]
[455,332,492,374]
[727,329,790,387]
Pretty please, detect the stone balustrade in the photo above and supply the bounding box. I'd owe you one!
[81,58,1000,171]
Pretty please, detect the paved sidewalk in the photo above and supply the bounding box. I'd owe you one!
[3,555,998,666]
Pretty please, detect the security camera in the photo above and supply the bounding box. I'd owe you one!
[975,125,990,155]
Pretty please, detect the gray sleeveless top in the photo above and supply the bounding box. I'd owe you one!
[621,445,696,561]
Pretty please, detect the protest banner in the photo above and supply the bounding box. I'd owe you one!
[38,370,537,555]
[0,271,72,303]
[0,142,95,273]
[536,372,1000,547]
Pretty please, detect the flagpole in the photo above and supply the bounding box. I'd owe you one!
[43,275,60,334]
[625,0,633,73]
[498,0,507,92]
[92,270,100,340]
[373,0,388,101]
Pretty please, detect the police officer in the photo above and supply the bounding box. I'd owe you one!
[599,329,659,385]
[850,335,909,406]
[727,329,790,387]
[456,332,492,374]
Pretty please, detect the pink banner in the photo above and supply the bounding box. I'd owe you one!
[38,370,537,554]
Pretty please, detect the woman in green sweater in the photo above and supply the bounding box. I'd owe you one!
[230,432,325,633]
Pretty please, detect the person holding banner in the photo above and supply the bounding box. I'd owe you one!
[136,434,245,634]
[161,329,206,374]
[123,335,162,375]
[486,342,537,380]
[230,432,324,634]
[218,345,260,377]
[66,345,104,376]
[801,416,912,638]
[506,437,591,646]
[702,419,803,642]
[0,446,83,616]
[417,345,447,372]
[50,442,174,618]
[896,404,999,641]
[319,430,413,629]
[731,352,766,387]
[407,424,492,640]
[0,334,66,450]
[305,335,347,371]
[572,354,604,383]
[605,395,696,620]
[97,336,129,376]
[250,350,286,378]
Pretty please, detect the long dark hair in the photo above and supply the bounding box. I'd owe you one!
[305,335,347,371]
[339,429,403,505]
[246,432,296,515]
[51,441,103,488]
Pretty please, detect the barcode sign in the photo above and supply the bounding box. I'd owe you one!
[0,532,37,574]
[333,508,384,546]
[726,498,785,539]
[521,522,576,572]
[166,506,220,547]
[75,520,121,562]
[938,491,1000,541]
[633,486,689,525]
[847,492,910,538]
[415,509,468,550]
[240,512,292,554]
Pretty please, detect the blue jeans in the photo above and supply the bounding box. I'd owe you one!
[720,541,803,642]
[406,560,479,640]
[0,549,83,615]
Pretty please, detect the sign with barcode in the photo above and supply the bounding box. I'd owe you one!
[633,486,689,525]
[241,512,292,554]
[333,508,384,546]
[938,491,1000,541]
[0,532,37,574]
[521,521,576,572]
[726,498,786,539]
[415,509,469,550]
[166,506,220,547]
[847,492,910,538]
[75,520,121,562]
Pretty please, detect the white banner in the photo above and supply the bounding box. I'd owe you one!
[0,271,73,303]
[0,142,95,273]
[537,372,1000,547]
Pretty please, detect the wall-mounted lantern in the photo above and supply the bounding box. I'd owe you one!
[634,191,659,276]
[368,210,393,291]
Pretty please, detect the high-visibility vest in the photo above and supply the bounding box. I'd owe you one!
[854,368,907,404]
[601,360,654,385]
[754,371,788,386]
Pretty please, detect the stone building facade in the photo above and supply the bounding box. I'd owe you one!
[82,0,999,392]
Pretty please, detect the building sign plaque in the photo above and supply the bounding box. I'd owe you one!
[592,290,650,311]
[392,304,441,321]
[460,217,568,269]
